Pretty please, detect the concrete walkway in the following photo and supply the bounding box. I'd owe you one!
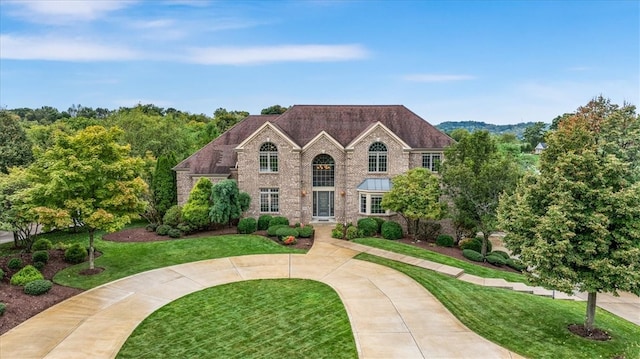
[0,226,525,359]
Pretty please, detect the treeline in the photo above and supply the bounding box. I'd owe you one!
[437,120,546,139]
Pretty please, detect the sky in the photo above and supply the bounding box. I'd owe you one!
[0,0,638,125]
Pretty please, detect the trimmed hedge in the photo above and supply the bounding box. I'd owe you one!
[298,225,314,238]
[257,215,273,230]
[32,238,53,251]
[238,218,257,234]
[10,265,44,286]
[275,227,299,240]
[64,243,87,264]
[32,250,49,264]
[435,235,455,247]
[33,261,46,271]
[269,216,289,227]
[7,258,23,270]
[486,254,507,266]
[267,225,290,237]
[462,249,484,262]
[24,279,53,296]
[357,218,378,237]
[507,258,526,271]
[345,226,360,240]
[381,221,403,240]
[490,250,510,260]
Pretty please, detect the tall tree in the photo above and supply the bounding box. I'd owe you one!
[497,97,640,332]
[181,178,213,230]
[28,126,147,269]
[522,121,547,149]
[381,167,445,237]
[441,130,522,256]
[213,108,249,133]
[209,180,251,227]
[260,105,289,115]
[151,153,178,220]
[0,167,40,249]
[0,111,33,172]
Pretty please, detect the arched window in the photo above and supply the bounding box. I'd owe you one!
[259,142,278,172]
[312,154,334,187]
[368,142,387,172]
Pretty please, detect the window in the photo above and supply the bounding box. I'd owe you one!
[359,193,389,215]
[370,196,384,214]
[368,142,387,172]
[360,194,367,213]
[312,154,335,187]
[260,188,279,213]
[259,142,278,172]
[422,153,442,172]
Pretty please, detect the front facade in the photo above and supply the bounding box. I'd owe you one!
[174,105,454,224]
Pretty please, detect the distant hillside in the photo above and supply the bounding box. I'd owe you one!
[436,121,540,138]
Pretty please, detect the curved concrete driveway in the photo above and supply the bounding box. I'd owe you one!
[1,233,522,359]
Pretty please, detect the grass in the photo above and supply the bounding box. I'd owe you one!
[117,279,357,359]
[54,231,305,290]
[357,253,640,359]
[353,237,526,282]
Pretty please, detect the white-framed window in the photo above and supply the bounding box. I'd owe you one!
[260,188,279,213]
[259,142,278,172]
[368,142,387,172]
[422,152,442,172]
[359,193,389,215]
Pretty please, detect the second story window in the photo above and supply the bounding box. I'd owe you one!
[422,153,442,172]
[368,142,387,172]
[259,142,278,172]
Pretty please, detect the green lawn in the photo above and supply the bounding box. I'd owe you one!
[54,232,305,289]
[117,279,357,359]
[353,237,526,282]
[357,253,640,359]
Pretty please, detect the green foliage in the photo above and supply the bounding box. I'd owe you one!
[7,257,23,270]
[381,221,403,240]
[485,254,507,266]
[10,265,44,286]
[298,225,314,238]
[176,223,195,234]
[275,227,299,240]
[490,250,510,260]
[32,238,53,251]
[145,223,158,232]
[462,249,484,262]
[0,110,33,173]
[156,224,171,236]
[260,105,289,114]
[257,215,273,230]
[506,258,526,272]
[209,180,249,226]
[345,226,359,240]
[0,303,5,316]
[357,218,378,237]
[267,225,289,237]
[372,217,385,233]
[32,250,49,264]
[0,268,4,281]
[269,216,289,227]
[331,223,344,239]
[64,243,87,264]
[167,228,181,238]
[435,235,454,247]
[151,153,178,218]
[0,167,39,250]
[237,218,257,234]
[33,261,46,271]
[459,237,492,253]
[181,178,212,230]
[522,121,548,149]
[437,120,540,139]
[162,205,183,227]
[418,220,441,241]
[24,279,53,295]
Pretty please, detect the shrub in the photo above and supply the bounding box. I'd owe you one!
[462,249,484,262]
[7,258,23,270]
[53,242,70,251]
[0,303,5,316]
[32,250,49,264]
[156,224,171,236]
[267,224,290,237]
[163,205,183,227]
[490,250,510,260]
[33,261,46,271]
[435,235,455,247]
[10,265,44,286]
[0,268,4,281]
[345,226,360,240]
[257,215,273,230]
[145,223,158,232]
[167,228,182,238]
[298,225,314,238]
[294,222,301,228]
[459,237,492,253]
[506,258,526,271]
[357,218,378,237]
[372,217,386,234]
[418,221,441,241]
[283,236,297,245]
[177,223,195,234]
[64,244,87,264]
[275,227,299,240]
[24,279,53,296]
[32,238,53,251]
[269,216,289,227]
[381,221,403,240]
[237,218,257,234]
[486,254,507,266]
[331,223,345,239]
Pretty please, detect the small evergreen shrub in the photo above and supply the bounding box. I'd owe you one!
[156,224,171,236]
[167,228,182,238]
[177,223,195,234]
[462,249,484,262]
[459,237,492,253]
[237,218,257,234]
[372,217,385,234]
[7,258,23,270]
[10,265,44,286]
[33,261,46,271]
[435,235,455,247]
[486,254,507,266]
[32,238,53,251]
[357,218,378,237]
[53,242,70,251]
[269,216,289,227]
[64,244,87,264]
[257,215,273,230]
[381,221,403,240]
[163,205,183,227]
[24,279,53,296]
[275,227,299,240]
[0,303,5,316]
[145,223,158,232]
[298,225,314,238]
[32,250,49,264]
[267,224,290,237]
[331,223,345,239]
[490,250,510,260]
[506,258,526,271]
[294,222,301,228]
[345,226,360,240]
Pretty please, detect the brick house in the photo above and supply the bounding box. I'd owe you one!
[174,105,454,224]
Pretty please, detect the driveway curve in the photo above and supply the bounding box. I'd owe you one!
[1,232,522,359]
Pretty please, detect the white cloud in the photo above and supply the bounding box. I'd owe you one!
[0,35,139,61]
[402,74,477,82]
[4,0,135,23]
[185,44,369,65]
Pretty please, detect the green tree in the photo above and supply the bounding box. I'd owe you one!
[151,153,178,220]
[209,180,250,227]
[27,126,148,269]
[260,105,289,115]
[441,130,522,256]
[497,97,640,332]
[0,111,33,172]
[381,168,445,237]
[213,108,249,133]
[181,178,213,230]
[522,121,547,149]
[0,167,40,249]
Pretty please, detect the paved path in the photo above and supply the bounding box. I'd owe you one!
[1,226,524,359]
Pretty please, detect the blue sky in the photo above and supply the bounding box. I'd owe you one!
[1,0,638,125]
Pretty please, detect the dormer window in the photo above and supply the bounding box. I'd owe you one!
[368,142,387,172]
[259,142,278,172]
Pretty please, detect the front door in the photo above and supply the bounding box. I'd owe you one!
[313,191,334,218]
